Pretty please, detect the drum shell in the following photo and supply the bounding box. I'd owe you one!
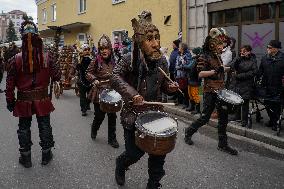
[99,101,122,113]
[134,111,178,155]
[135,130,177,155]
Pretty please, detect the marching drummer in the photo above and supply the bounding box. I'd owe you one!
[86,34,119,148]
[111,11,179,188]
[184,28,238,155]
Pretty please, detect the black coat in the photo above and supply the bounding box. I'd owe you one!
[258,51,284,98]
[229,56,258,99]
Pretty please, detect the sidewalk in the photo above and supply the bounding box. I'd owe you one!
[165,104,284,149]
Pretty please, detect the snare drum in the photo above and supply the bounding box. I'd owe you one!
[135,111,178,155]
[217,89,244,111]
[99,89,123,113]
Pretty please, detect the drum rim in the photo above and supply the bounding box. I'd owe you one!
[135,111,178,137]
[217,89,244,105]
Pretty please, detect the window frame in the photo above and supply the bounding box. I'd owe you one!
[258,3,276,21]
[77,33,87,44]
[42,8,47,24]
[78,0,87,14]
[112,0,126,5]
[51,3,56,21]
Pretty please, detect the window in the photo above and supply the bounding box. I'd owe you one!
[17,22,20,26]
[11,15,15,19]
[225,9,238,24]
[241,7,256,22]
[51,4,56,21]
[112,30,128,43]
[279,2,284,18]
[79,0,86,13]
[211,11,223,26]
[42,8,47,24]
[17,15,20,19]
[112,0,126,5]
[78,33,86,44]
[259,4,275,20]
[164,15,172,25]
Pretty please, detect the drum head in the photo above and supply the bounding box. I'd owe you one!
[135,111,178,137]
[100,89,122,103]
[218,89,244,105]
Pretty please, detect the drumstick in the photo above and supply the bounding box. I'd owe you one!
[157,67,184,96]
[143,101,176,106]
[100,79,110,84]
[129,101,176,106]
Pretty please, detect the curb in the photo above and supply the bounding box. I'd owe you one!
[164,105,284,149]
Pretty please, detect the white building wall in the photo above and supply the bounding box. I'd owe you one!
[187,0,222,49]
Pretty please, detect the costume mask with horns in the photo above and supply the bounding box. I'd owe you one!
[131,10,162,61]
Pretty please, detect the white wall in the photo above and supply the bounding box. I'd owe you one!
[187,0,222,48]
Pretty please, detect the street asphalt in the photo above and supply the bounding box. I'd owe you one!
[0,82,283,189]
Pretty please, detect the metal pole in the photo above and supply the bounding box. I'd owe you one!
[179,0,182,40]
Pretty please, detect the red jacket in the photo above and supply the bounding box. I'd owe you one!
[5,52,61,117]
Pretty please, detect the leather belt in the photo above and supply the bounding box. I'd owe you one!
[17,88,49,101]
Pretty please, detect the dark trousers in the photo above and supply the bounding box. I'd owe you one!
[191,92,228,146]
[93,103,117,140]
[264,100,282,127]
[117,128,166,182]
[0,69,3,84]
[177,87,189,106]
[240,99,250,126]
[78,83,91,112]
[17,115,54,152]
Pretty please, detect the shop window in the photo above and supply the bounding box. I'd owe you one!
[211,11,223,26]
[242,7,256,22]
[225,9,238,24]
[280,2,284,18]
[259,4,275,20]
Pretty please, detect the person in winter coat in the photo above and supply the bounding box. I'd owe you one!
[175,43,192,108]
[258,40,284,131]
[184,47,202,114]
[169,40,180,81]
[229,45,258,127]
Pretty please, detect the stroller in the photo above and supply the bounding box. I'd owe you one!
[248,84,283,136]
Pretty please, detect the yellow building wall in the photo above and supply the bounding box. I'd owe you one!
[37,0,187,52]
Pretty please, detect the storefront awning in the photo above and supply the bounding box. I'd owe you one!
[39,22,91,36]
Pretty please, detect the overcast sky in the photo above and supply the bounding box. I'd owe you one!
[0,0,37,20]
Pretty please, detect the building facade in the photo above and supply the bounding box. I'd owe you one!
[0,10,26,43]
[35,0,187,51]
[0,11,9,43]
[8,10,26,40]
[187,0,284,61]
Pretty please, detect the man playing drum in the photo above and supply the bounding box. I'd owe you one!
[184,28,238,156]
[111,11,179,189]
[86,34,119,148]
